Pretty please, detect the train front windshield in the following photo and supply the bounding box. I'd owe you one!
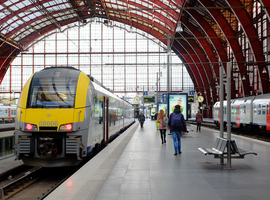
[27,68,80,108]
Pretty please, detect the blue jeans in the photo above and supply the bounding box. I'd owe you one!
[171,131,181,153]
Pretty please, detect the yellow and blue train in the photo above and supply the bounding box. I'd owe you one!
[15,67,134,167]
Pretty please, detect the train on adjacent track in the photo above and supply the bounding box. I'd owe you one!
[0,104,16,122]
[213,93,270,133]
[15,67,134,167]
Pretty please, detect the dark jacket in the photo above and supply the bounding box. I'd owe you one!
[138,113,145,122]
[196,112,203,123]
[168,107,187,132]
[154,113,158,120]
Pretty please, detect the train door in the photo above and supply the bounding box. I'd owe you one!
[103,97,109,142]
[266,103,270,131]
[236,105,240,127]
[8,108,11,121]
[218,107,220,124]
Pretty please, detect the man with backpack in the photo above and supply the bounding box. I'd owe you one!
[168,105,187,156]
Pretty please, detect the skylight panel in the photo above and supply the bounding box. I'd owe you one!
[57,4,66,10]
[10,5,19,12]
[16,2,25,9]
[22,0,31,7]
[111,4,118,9]
[35,12,42,17]
[12,22,22,30]
[63,3,71,8]
[34,19,42,25]
[55,0,67,4]
[49,1,57,6]
[28,13,36,20]
[3,1,12,7]
[16,20,23,26]
[43,2,51,8]
[2,29,9,35]
[10,0,20,3]
[6,17,15,25]
[141,1,149,8]
[0,12,6,19]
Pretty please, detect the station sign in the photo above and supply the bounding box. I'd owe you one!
[144,96,155,103]
[189,90,194,96]
[143,91,148,96]
[188,96,194,102]
[162,93,168,103]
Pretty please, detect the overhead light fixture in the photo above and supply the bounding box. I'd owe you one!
[242,74,246,80]
[262,67,267,74]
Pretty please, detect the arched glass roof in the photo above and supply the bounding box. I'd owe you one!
[0,0,184,45]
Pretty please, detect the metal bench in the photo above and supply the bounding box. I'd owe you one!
[198,137,227,156]
[230,140,257,158]
[198,137,257,159]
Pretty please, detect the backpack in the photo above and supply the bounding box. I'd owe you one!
[162,116,169,126]
[171,113,182,128]
[141,115,145,121]
[139,114,145,122]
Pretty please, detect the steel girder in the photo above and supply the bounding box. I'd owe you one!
[180,18,219,102]
[172,41,200,92]
[260,0,270,22]
[177,31,211,104]
[226,0,269,94]
[198,0,251,98]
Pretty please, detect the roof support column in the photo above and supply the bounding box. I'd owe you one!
[167,35,171,97]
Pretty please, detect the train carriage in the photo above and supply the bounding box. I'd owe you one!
[213,93,270,133]
[15,67,134,167]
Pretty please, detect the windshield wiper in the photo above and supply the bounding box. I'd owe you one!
[32,105,46,108]
[59,105,72,108]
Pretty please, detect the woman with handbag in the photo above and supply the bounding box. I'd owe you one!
[157,109,168,144]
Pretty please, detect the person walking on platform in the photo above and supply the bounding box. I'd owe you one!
[195,110,203,132]
[154,111,159,130]
[157,109,168,144]
[138,111,145,128]
[168,105,187,156]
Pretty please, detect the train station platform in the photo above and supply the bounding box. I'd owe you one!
[46,119,270,200]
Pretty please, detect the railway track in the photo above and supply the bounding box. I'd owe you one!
[0,166,79,200]
[189,121,270,143]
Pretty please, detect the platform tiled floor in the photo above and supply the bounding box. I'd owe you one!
[95,120,270,200]
[47,119,270,200]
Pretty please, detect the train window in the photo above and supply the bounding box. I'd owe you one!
[224,107,226,114]
[0,110,1,115]
[267,104,269,115]
[243,105,246,114]
[258,104,261,115]
[5,110,7,115]
[262,104,266,115]
[254,104,257,114]
[27,67,80,108]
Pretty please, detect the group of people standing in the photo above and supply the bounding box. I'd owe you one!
[138,107,203,156]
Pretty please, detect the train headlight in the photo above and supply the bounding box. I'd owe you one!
[59,123,73,131]
[25,123,38,131]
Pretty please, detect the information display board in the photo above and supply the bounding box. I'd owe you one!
[168,93,188,120]
[158,103,168,114]
[144,96,155,103]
